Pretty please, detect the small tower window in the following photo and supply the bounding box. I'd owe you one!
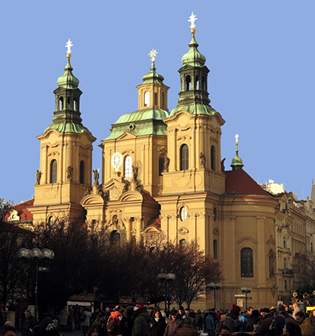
[186,75,191,91]
[154,93,158,105]
[202,76,206,91]
[159,156,165,176]
[125,156,132,178]
[180,144,189,171]
[195,76,199,90]
[80,161,85,184]
[50,159,57,184]
[74,98,78,111]
[144,91,150,106]
[161,92,165,108]
[211,146,216,171]
[59,97,63,110]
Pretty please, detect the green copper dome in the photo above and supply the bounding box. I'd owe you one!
[142,61,164,84]
[231,151,244,170]
[57,58,79,89]
[104,107,169,140]
[181,35,206,67]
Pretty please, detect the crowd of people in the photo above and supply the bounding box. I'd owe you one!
[1,302,315,336]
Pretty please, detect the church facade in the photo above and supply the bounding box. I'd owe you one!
[10,17,290,309]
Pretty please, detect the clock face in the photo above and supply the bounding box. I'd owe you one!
[111,152,123,171]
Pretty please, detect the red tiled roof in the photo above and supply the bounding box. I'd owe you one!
[225,169,271,197]
[4,199,34,221]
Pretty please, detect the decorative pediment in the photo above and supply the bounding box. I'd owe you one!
[103,178,129,201]
[237,236,257,245]
[80,194,105,207]
[119,191,143,202]
[178,226,189,235]
[116,132,136,140]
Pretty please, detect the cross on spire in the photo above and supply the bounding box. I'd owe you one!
[65,38,73,55]
[188,12,197,29]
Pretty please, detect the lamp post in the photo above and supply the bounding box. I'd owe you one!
[207,282,222,310]
[18,248,54,319]
[157,273,176,311]
[241,287,251,311]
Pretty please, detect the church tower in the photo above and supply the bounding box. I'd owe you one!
[31,40,96,223]
[157,13,225,256]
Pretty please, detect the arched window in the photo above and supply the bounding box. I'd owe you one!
[59,97,63,111]
[110,230,120,245]
[186,75,191,90]
[213,207,217,221]
[80,161,85,184]
[74,98,78,111]
[159,156,165,176]
[241,248,253,278]
[213,240,218,259]
[154,93,158,105]
[202,76,206,91]
[50,159,57,183]
[144,91,150,106]
[180,144,189,171]
[211,146,216,171]
[195,76,199,90]
[125,156,132,178]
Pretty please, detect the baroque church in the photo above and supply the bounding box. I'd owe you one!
[8,15,288,309]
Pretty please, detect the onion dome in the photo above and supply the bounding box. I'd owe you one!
[57,57,79,89]
[231,134,244,170]
[181,34,206,67]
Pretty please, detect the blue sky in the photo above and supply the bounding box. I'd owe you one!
[1,1,315,203]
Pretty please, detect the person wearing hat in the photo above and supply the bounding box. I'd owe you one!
[223,305,240,334]
[164,309,182,336]
[174,317,197,336]
[132,305,150,336]
[254,308,273,336]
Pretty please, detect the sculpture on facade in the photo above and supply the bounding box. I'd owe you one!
[36,170,42,185]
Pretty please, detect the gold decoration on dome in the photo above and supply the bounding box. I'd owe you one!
[65,38,73,59]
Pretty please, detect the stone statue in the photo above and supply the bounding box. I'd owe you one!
[93,169,99,185]
[200,152,206,168]
[66,165,73,181]
[36,170,42,185]
[132,166,139,181]
[164,156,170,172]
[221,158,226,172]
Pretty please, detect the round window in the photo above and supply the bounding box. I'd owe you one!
[180,206,187,221]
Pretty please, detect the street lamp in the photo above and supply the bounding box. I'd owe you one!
[207,282,222,309]
[18,248,54,319]
[157,273,176,311]
[241,287,251,311]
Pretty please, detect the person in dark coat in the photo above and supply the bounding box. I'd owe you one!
[164,309,182,336]
[150,309,166,336]
[132,305,150,336]
[118,306,134,336]
[255,308,273,336]
[175,317,197,336]
[224,305,240,334]
[21,310,38,336]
